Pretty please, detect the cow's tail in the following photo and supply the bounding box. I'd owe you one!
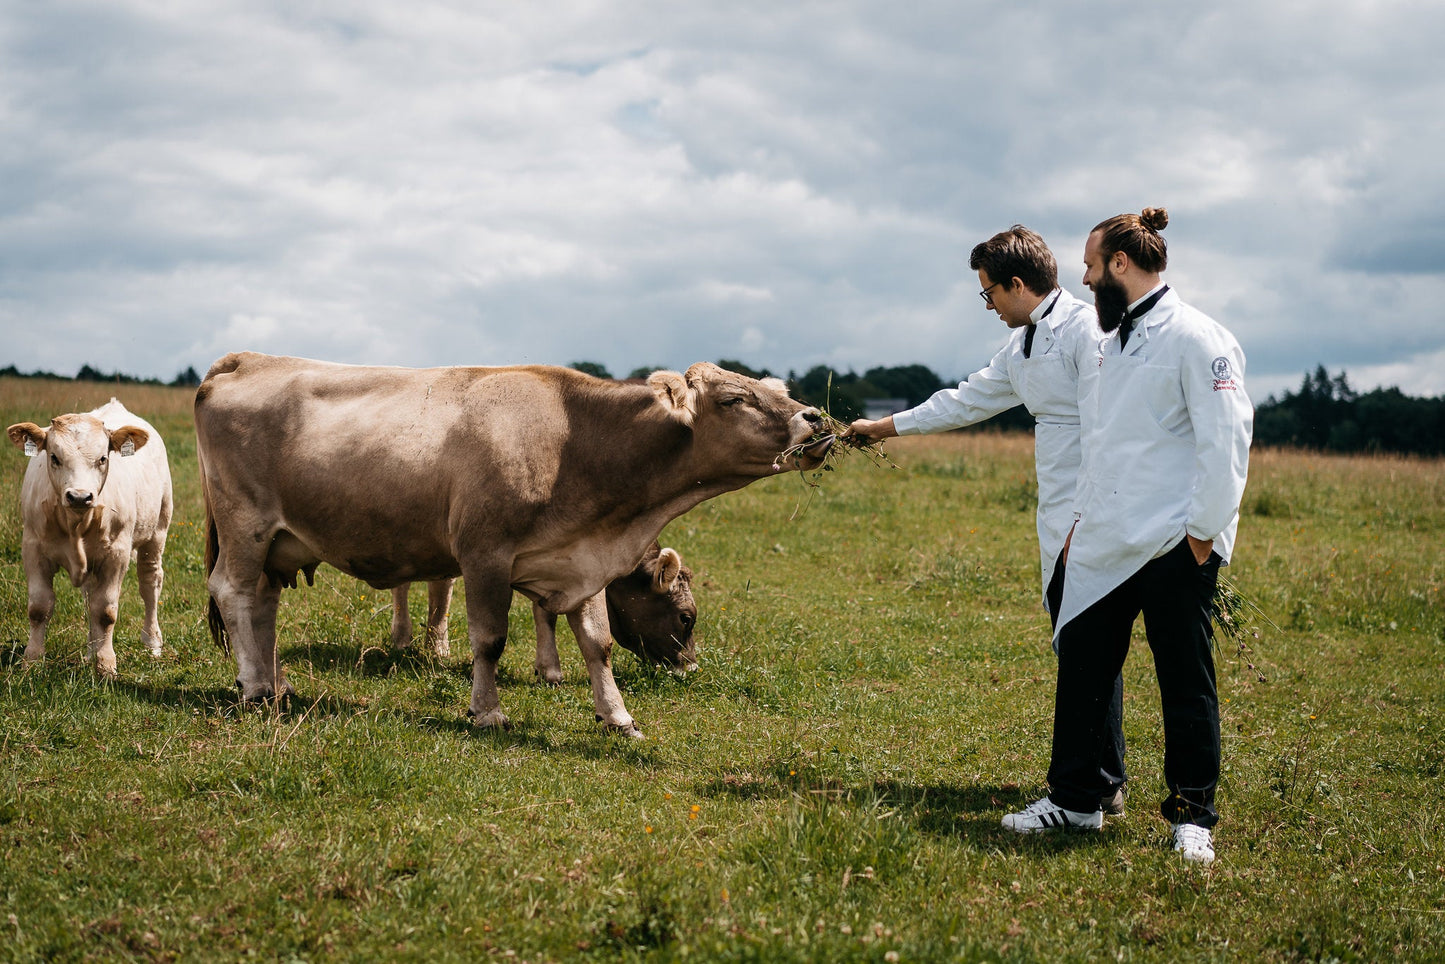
[196,411,231,656]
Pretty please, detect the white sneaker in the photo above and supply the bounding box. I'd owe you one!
[1172,823,1215,863]
[1002,796,1103,834]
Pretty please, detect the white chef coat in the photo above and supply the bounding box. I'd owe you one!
[1053,286,1253,639]
[892,288,1102,603]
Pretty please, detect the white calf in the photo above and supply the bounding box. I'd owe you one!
[7,399,173,676]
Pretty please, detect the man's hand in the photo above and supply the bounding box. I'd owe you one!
[843,417,896,445]
[1186,534,1214,565]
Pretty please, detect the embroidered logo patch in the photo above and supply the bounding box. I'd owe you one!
[1212,356,1238,391]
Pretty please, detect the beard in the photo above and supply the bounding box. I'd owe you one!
[1093,271,1131,332]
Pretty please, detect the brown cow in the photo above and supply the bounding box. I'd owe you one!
[391,541,697,680]
[195,354,830,736]
[7,399,173,676]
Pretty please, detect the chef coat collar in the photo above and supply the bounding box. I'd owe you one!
[1031,289,1064,330]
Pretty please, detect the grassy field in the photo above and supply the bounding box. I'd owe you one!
[1,376,1442,963]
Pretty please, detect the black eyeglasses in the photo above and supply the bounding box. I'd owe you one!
[979,280,1003,305]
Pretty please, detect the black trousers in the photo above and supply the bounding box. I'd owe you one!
[1047,538,1221,827]
[1046,550,1127,797]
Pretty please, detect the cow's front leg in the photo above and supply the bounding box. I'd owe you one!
[567,591,642,738]
[532,603,564,685]
[212,557,288,702]
[135,537,165,658]
[23,546,57,665]
[389,584,413,649]
[425,579,453,658]
[250,577,291,701]
[462,575,514,729]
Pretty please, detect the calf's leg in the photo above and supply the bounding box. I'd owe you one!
[135,537,165,657]
[425,579,453,658]
[532,603,564,685]
[23,546,57,665]
[389,585,413,649]
[85,563,125,678]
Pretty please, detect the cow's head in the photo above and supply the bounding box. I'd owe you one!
[648,363,833,477]
[7,414,149,512]
[605,544,698,670]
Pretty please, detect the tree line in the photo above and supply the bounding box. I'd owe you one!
[4,360,1441,456]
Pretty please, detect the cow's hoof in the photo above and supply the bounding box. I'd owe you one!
[235,680,296,707]
[599,718,645,739]
[96,663,119,680]
[534,668,564,687]
[469,709,511,730]
[432,642,451,659]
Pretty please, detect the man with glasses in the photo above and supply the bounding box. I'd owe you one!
[846,225,1126,818]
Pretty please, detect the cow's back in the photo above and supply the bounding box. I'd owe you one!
[195,353,597,586]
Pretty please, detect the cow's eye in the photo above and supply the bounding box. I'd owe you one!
[719,397,743,408]
[50,454,60,467]
[99,455,108,466]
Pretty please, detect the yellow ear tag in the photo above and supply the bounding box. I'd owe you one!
[24,439,38,457]
[119,440,137,457]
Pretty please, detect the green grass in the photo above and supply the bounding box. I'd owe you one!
[2,377,1443,962]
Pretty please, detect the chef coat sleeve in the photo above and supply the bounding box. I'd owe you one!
[893,343,1020,435]
[1181,330,1254,543]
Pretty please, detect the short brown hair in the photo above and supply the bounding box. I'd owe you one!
[1092,207,1169,273]
[968,225,1058,296]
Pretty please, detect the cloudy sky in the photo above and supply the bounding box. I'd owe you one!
[3,0,1443,401]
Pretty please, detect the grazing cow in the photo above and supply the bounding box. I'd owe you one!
[391,540,697,681]
[195,354,830,736]
[7,399,173,676]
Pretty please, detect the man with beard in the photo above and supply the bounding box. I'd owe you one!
[845,225,1127,818]
[1001,207,1253,865]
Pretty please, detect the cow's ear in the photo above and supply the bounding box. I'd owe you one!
[652,547,683,594]
[7,423,46,457]
[647,370,695,426]
[109,425,149,457]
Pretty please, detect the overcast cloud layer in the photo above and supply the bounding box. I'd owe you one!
[4,0,1443,400]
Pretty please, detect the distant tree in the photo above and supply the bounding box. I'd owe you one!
[569,361,613,379]
[170,366,202,387]
[862,364,944,408]
[715,359,774,380]
[1253,365,1444,456]
[627,366,665,380]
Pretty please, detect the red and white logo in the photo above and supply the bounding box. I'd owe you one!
[1211,356,1237,391]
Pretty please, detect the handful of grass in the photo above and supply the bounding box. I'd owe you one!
[1214,576,1273,683]
[778,410,898,519]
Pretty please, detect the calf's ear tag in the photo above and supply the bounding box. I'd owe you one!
[24,439,39,457]
[119,439,136,457]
